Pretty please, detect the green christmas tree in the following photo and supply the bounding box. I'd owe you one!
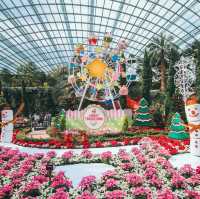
[135,98,153,127]
[168,112,189,140]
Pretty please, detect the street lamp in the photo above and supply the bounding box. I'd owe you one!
[46,162,54,184]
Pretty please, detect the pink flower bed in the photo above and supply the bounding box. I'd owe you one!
[0,137,199,198]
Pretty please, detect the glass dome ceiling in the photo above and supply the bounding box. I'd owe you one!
[0,0,200,73]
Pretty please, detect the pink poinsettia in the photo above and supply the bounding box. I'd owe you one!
[136,154,146,164]
[0,184,13,198]
[62,151,74,159]
[100,151,112,161]
[132,187,152,199]
[149,175,163,189]
[78,176,96,190]
[124,173,143,186]
[102,170,117,180]
[81,150,93,159]
[51,172,72,190]
[185,190,200,198]
[75,191,97,199]
[23,180,41,192]
[105,178,118,189]
[105,190,126,199]
[186,174,200,187]
[157,188,177,199]
[179,164,194,178]
[48,190,70,199]
[171,174,186,189]
[33,175,48,184]
[196,166,200,174]
[144,167,158,179]
[0,169,8,176]
[47,151,57,158]
[120,162,134,171]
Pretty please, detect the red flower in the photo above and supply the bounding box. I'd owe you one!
[170,148,178,155]
[95,141,103,148]
[123,138,130,145]
[179,145,185,150]
[183,139,190,145]
[196,166,200,174]
[110,140,118,147]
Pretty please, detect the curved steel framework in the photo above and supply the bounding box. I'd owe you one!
[0,0,200,73]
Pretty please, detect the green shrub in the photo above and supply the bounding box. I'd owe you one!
[60,116,66,132]
[16,131,26,140]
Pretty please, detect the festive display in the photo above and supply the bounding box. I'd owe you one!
[168,112,189,140]
[67,33,137,110]
[134,98,153,127]
[126,96,140,111]
[88,34,98,45]
[65,106,132,134]
[185,96,200,156]
[174,57,200,156]
[1,109,13,143]
[174,56,196,102]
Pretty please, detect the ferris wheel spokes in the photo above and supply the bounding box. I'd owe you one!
[78,77,91,111]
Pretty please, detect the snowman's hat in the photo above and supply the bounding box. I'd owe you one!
[186,95,199,106]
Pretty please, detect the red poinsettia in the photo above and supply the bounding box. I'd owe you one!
[95,141,104,148]
[110,140,118,147]
[82,134,90,149]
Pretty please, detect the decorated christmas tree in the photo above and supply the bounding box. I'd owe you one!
[168,112,189,139]
[135,98,153,127]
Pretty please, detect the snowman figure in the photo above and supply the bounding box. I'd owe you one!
[185,95,200,156]
[1,109,14,143]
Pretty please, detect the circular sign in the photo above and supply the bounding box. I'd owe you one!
[84,105,105,130]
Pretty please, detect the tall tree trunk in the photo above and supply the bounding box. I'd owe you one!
[160,62,166,92]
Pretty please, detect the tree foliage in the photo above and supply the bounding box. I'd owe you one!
[192,41,200,101]
[165,47,180,117]
[141,49,153,103]
[148,33,178,92]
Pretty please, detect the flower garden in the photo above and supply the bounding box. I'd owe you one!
[12,127,189,155]
[1,3,200,198]
[1,137,199,199]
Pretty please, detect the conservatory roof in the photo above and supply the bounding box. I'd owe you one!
[0,0,200,73]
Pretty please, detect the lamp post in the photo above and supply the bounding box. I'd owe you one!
[46,162,54,185]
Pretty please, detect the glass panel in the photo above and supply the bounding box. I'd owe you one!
[0,0,199,72]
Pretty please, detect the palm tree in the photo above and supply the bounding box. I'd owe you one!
[16,61,44,87]
[0,68,12,87]
[147,33,178,92]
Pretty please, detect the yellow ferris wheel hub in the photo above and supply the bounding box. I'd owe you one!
[86,58,107,79]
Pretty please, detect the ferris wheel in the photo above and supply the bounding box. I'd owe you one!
[67,33,137,110]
